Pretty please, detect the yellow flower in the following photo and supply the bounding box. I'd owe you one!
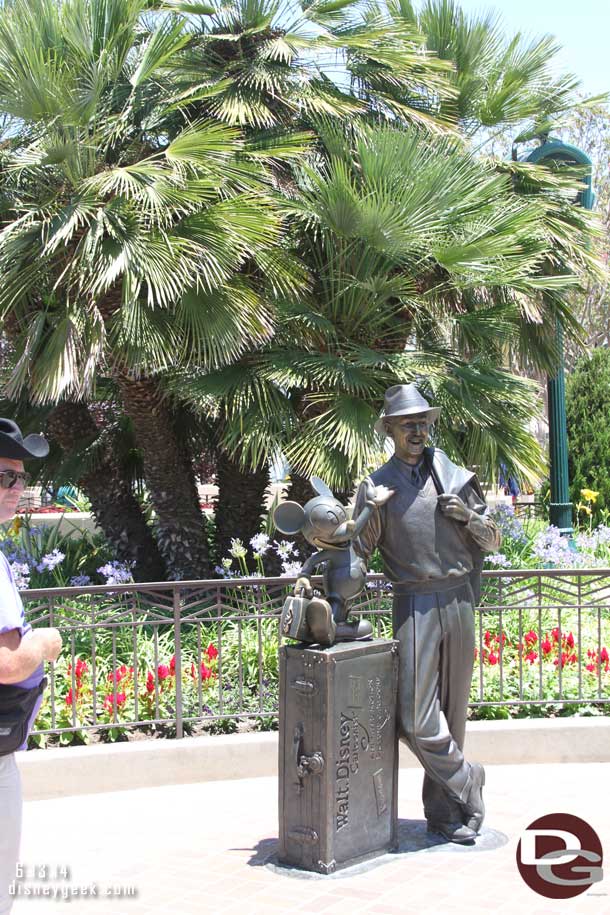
[576,502,592,517]
[8,517,22,535]
[580,488,599,503]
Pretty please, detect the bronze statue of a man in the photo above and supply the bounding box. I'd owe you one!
[353,384,501,844]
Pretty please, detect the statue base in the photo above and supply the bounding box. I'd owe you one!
[278,638,399,874]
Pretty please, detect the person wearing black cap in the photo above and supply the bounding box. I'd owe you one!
[354,385,501,844]
[0,420,62,914]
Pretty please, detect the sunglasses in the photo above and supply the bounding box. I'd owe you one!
[0,470,31,490]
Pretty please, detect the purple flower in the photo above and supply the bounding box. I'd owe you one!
[97,561,134,585]
[485,553,512,569]
[489,505,527,543]
[70,575,92,587]
[36,548,65,573]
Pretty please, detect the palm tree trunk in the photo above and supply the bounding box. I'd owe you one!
[46,402,166,582]
[214,452,269,570]
[116,374,210,580]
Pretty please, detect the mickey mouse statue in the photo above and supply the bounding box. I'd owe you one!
[274,477,394,646]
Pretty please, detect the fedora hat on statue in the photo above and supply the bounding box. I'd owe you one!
[374,384,440,437]
[0,419,49,460]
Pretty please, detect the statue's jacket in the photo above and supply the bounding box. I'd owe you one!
[353,448,501,597]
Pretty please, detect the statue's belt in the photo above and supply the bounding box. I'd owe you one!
[392,574,472,596]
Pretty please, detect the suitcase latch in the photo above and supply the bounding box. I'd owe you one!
[294,724,325,777]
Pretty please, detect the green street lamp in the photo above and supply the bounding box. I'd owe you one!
[521,139,595,535]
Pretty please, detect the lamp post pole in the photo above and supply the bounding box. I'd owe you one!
[522,140,595,535]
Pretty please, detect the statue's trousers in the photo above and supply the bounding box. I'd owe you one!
[392,577,476,823]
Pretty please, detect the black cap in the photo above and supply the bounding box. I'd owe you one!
[0,418,49,460]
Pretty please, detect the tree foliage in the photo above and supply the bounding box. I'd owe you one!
[566,347,610,521]
[0,0,605,577]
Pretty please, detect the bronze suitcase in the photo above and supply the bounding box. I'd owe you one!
[280,593,311,642]
[278,639,399,874]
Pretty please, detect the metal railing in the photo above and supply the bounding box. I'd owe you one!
[20,568,610,742]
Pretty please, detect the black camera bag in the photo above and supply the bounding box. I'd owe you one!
[0,677,47,756]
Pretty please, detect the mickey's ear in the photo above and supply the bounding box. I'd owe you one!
[273,501,306,535]
[310,476,334,499]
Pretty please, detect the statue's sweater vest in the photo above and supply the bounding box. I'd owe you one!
[362,461,478,591]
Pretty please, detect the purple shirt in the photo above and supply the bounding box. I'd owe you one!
[0,552,45,749]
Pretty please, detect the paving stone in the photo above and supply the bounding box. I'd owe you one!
[10,763,610,915]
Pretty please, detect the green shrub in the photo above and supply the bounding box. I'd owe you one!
[566,349,610,524]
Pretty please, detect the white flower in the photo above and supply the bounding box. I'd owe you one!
[10,561,30,590]
[221,557,233,570]
[229,538,247,559]
[250,533,270,555]
[280,560,302,578]
[275,540,297,559]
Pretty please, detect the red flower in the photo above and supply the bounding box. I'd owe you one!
[541,638,552,656]
[75,659,88,680]
[551,628,560,643]
[157,664,170,681]
[524,630,538,646]
[566,632,575,649]
[190,662,196,680]
[146,671,155,694]
[103,692,127,713]
[65,688,75,706]
[206,644,219,661]
[488,651,498,666]
[524,651,538,665]
[554,652,576,668]
[200,663,213,680]
[483,631,491,647]
[107,664,129,684]
[586,663,597,673]
[169,655,176,675]
[587,649,597,659]
[600,647,609,663]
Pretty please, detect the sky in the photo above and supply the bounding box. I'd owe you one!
[455,0,610,98]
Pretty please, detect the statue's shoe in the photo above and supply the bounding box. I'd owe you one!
[461,762,485,833]
[306,598,336,646]
[334,619,373,642]
[427,821,477,844]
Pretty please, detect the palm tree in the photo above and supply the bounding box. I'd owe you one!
[173,122,604,494]
[45,400,168,581]
[383,0,591,143]
[156,0,455,132]
[0,0,307,578]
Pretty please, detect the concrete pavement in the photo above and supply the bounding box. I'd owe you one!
[9,762,610,915]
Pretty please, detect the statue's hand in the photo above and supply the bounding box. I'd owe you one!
[437,493,472,524]
[372,485,395,506]
[295,576,313,598]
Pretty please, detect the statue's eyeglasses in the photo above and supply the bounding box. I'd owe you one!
[0,471,31,490]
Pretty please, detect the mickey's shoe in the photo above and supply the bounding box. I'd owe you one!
[306,598,336,646]
[334,619,373,642]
